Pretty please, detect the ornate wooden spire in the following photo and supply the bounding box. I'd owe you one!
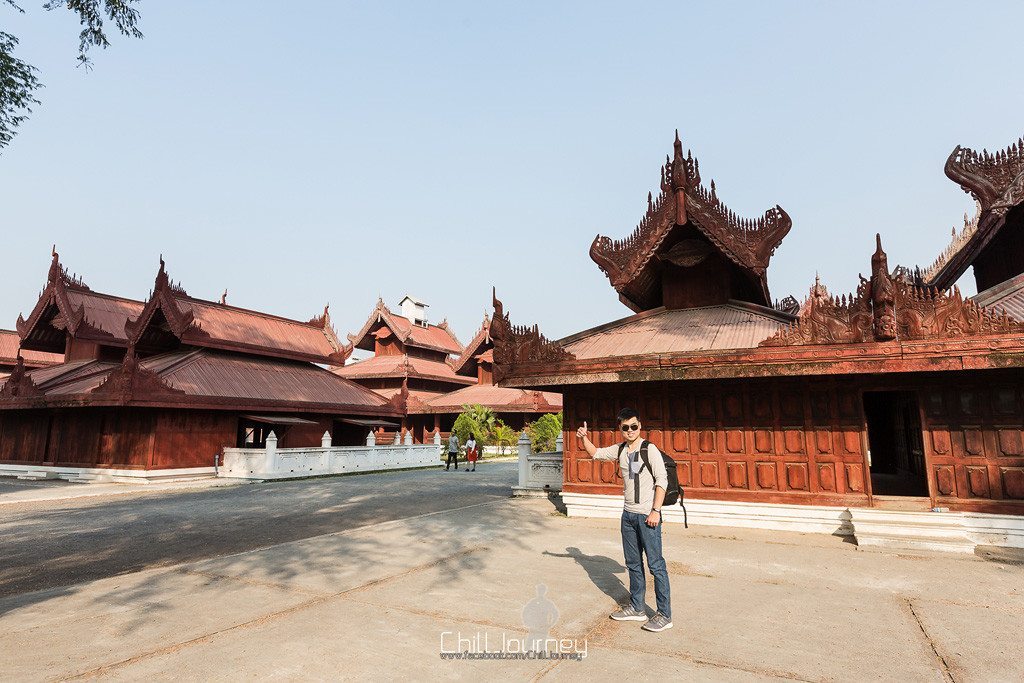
[762,235,1024,347]
[945,136,1024,215]
[490,288,574,384]
[920,134,1024,289]
[590,131,791,311]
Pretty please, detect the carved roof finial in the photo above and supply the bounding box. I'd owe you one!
[220,289,228,305]
[872,233,889,275]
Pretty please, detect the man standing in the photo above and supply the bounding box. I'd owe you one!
[446,432,460,471]
[576,408,672,632]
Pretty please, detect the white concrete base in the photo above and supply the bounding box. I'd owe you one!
[562,493,853,536]
[561,492,1024,553]
[0,464,216,484]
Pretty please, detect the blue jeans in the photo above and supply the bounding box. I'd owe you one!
[620,510,671,619]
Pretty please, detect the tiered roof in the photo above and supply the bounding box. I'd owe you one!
[492,133,1024,390]
[589,131,791,311]
[16,249,145,352]
[348,298,463,356]
[0,348,394,414]
[2,252,396,418]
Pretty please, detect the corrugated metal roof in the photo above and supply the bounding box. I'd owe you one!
[333,354,474,384]
[0,330,63,367]
[177,296,338,361]
[151,350,388,407]
[562,303,788,360]
[974,272,1024,321]
[413,384,562,414]
[66,290,145,343]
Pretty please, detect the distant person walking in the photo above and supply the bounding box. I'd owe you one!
[465,436,478,472]
[446,432,460,471]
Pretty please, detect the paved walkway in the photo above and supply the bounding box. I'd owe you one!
[2,489,1021,681]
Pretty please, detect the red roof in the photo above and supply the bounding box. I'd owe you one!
[17,252,349,365]
[409,384,562,414]
[348,300,463,356]
[169,295,346,364]
[1,349,397,415]
[0,330,63,368]
[333,354,474,386]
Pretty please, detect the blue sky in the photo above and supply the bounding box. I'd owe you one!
[3,2,1023,345]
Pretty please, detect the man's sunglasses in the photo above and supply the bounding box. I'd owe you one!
[620,423,641,432]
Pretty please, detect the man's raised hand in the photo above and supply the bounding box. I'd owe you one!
[576,421,588,439]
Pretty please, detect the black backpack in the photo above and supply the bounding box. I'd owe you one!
[618,440,688,528]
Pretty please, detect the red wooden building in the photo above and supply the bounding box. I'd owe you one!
[409,313,562,432]
[0,252,401,479]
[335,299,562,442]
[492,132,1024,530]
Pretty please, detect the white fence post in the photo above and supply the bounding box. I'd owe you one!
[393,431,402,445]
[518,431,531,488]
[366,431,376,447]
[403,429,413,446]
[321,431,332,448]
[433,430,442,445]
[265,431,278,473]
[555,432,563,453]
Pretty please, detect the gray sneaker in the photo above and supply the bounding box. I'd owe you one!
[641,613,673,632]
[609,604,647,621]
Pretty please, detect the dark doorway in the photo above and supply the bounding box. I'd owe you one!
[863,391,928,497]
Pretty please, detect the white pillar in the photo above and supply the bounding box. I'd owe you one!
[433,430,442,445]
[321,431,332,448]
[403,429,413,446]
[555,432,563,453]
[518,431,531,488]
[393,430,402,445]
[265,431,278,474]
[366,431,376,447]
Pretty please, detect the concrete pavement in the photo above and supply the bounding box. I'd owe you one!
[2,486,1021,681]
[0,463,512,598]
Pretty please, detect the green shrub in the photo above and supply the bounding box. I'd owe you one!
[526,412,563,453]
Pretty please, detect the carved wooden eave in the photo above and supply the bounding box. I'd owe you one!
[16,248,100,351]
[307,305,354,365]
[452,313,492,376]
[124,258,199,349]
[346,299,462,355]
[0,357,43,399]
[590,131,791,311]
[923,135,1024,288]
[388,379,410,413]
[90,350,188,405]
[490,289,575,385]
[762,235,1024,348]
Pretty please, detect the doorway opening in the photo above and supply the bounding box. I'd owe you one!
[863,391,928,497]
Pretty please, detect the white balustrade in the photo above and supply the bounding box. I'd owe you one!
[512,431,563,495]
[220,438,440,479]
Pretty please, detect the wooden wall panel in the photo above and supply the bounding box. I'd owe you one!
[560,372,1024,513]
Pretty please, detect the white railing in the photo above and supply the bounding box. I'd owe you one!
[220,430,441,480]
[512,431,563,495]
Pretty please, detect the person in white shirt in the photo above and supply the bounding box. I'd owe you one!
[576,407,672,633]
